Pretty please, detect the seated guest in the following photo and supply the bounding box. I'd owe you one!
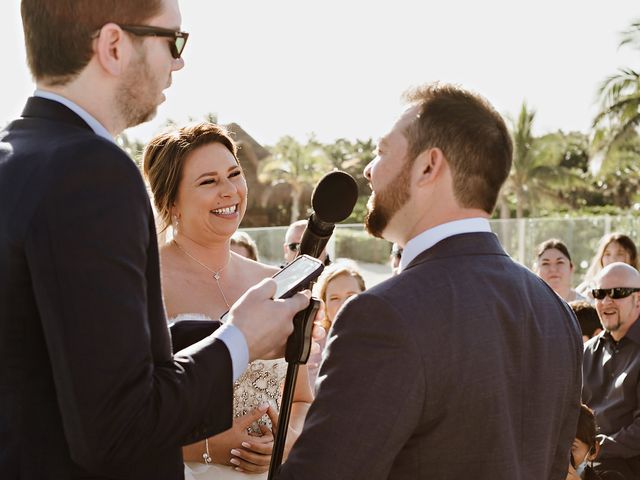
[282,219,330,267]
[569,300,603,342]
[567,404,602,480]
[307,262,366,388]
[389,242,403,276]
[582,262,640,479]
[534,239,585,302]
[144,122,313,479]
[230,231,259,261]
[578,233,639,297]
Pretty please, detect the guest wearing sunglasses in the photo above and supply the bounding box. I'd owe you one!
[582,262,640,479]
[282,219,330,266]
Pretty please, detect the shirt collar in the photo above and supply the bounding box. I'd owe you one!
[594,317,640,348]
[624,317,640,345]
[34,89,114,143]
[398,217,492,273]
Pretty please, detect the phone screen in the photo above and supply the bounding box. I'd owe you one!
[219,255,322,321]
[273,256,323,298]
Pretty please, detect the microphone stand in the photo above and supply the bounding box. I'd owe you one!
[267,298,320,480]
[267,170,357,478]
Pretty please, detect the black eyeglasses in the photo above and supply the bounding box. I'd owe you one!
[591,287,640,300]
[287,242,300,252]
[118,24,189,59]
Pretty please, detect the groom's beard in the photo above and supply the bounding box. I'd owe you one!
[364,163,412,239]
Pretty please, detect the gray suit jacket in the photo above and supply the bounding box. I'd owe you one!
[279,232,582,480]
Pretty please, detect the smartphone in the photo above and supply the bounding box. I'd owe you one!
[219,255,324,322]
[271,254,324,299]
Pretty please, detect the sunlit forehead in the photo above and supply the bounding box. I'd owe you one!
[376,136,389,152]
[184,143,240,182]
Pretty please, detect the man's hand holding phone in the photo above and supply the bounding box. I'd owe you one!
[227,255,325,362]
[227,279,310,362]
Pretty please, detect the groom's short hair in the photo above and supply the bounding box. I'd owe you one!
[402,83,513,215]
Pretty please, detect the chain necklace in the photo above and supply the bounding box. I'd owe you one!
[173,239,231,309]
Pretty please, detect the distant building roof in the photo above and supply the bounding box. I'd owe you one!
[225,122,270,161]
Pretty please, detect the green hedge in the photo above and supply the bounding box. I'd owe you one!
[334,228,391,264]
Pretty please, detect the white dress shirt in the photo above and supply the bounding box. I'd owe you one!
[398,218,492,273]
[32,90,249,381]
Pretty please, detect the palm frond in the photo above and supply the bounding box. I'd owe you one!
[619,18,640,50]
[596,69,640,109]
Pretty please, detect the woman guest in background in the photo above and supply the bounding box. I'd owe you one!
[230,231,259,261]
[144,122,312,479]
[307,262,366,387]
[534,239,585,302]
[577,233,639,298]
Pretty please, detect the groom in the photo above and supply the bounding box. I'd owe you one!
[0,1,310,478]
[279,84,583,479]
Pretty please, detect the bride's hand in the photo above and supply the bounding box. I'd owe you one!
[230,423,275,473]
[207,403,272,470]
[243,406,302,460]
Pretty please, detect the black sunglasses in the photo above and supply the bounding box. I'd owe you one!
[287,242,300,252]
[118,24,189,59]
[591,287,640,300]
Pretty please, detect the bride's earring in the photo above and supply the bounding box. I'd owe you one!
[173,214,180,233]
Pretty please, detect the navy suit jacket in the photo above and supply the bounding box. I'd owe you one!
[0,97,233,479]
[280,232,583,480]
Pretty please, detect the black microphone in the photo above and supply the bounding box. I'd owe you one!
[298,170,359,259]
[269,170,358,480]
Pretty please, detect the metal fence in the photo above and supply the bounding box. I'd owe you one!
[242,215,640,280]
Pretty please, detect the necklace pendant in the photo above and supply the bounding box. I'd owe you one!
[213,272,221,280]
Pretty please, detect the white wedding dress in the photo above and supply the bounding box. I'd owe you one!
[171,314,287,480]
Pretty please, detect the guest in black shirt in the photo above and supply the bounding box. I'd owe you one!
[583,262,640,479]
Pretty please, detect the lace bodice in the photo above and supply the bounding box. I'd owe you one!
[169,314,287,433]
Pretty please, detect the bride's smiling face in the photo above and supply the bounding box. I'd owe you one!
[173,141,247,241]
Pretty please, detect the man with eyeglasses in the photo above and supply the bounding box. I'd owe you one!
[0,1,311,479]
[583,262,640,479]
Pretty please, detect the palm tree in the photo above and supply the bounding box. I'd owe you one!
[116,132,145,169]
[322,137,375,195]
[259,136,332,223]
[592,18,640,172]
[502,103,581,218]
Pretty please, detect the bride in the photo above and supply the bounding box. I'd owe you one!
[143,122,313,479]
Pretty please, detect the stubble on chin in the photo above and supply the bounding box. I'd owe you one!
[116,52,158,129]
[605,319,621,333]
[364,192,390,239]
[364,165,412,239]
